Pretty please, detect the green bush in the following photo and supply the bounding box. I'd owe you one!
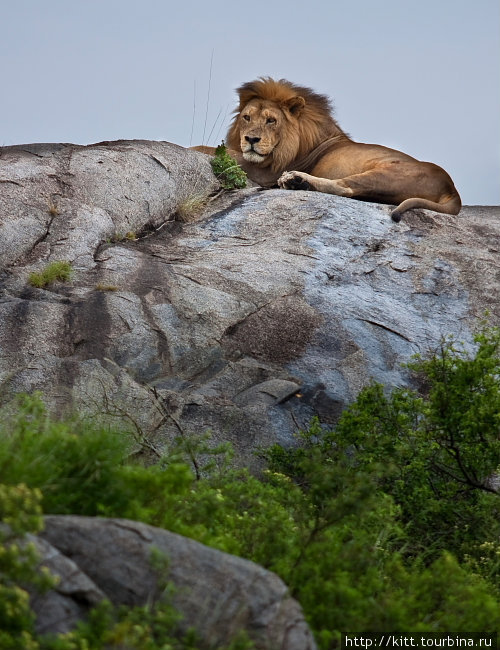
[327,327,500,557]
[262,327,500,642]
[0,483,55,650]
[1,327,500,647]
[0,393,197,527]
[210,143,247,190]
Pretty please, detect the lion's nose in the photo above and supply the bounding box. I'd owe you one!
[245,136,261,145]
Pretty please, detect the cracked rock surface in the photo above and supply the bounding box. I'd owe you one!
[1,140,499,466]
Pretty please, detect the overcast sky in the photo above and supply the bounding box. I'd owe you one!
[2,0,499,205]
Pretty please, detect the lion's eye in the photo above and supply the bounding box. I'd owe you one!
[266,117,276,124]
[242,114,251,122]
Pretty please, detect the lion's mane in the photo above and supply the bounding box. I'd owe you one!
[226,77,346,173]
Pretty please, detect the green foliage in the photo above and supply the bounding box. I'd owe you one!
[2,327,500,647]
[0,393,195,525]
[328,327,500,556]
[28,261,73,288]
[35,599,198,650]
[210,143,247,189]
[262,327,500,642]
[36,598,254,649]
[0,484,56,650]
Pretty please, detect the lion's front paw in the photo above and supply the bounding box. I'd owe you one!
[278,171,314,191]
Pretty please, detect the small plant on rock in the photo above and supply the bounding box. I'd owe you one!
[210,142,247,190]
[28,261,73,288]
[95,283,119,292]
[176,195,209,222]
[47,200,60,217]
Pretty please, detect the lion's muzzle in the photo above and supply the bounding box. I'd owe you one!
[242,150,267,163]
[242,135,268,163]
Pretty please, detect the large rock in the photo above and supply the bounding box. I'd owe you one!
[35,515,316,649]
[0,140,499,466]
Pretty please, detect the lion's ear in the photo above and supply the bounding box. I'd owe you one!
[283,96,306,116]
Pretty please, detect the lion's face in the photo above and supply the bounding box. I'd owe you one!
[228,94,306,172]
[237,100,286,164]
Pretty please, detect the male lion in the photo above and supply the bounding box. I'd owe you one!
[196,77,461,222]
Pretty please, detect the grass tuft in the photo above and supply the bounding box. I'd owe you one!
[176,195,209,222]
[47,200,60,217]
[95,283,119,292]
[28,261,73,288]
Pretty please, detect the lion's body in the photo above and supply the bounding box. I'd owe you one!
[196,78,461,221]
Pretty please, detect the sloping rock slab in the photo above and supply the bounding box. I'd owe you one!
[0,140,218,269]
[37,515,317,649]
[1,141,499,467]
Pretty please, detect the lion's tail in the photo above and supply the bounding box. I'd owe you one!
[391,193,462,223]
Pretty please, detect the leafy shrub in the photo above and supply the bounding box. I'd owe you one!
[28,261,73,288]
[263,327,500,642]
[210,143,247,189]
[0,484,55,650]
[0,393,194,525]
[35,599,252,649]
[329,327,500,557]
[1,327,500,646]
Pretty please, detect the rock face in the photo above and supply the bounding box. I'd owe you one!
[1,140,499,466]
[35,515,316,649]
[2,139,499,647]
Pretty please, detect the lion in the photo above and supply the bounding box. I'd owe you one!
[195,77,461,222]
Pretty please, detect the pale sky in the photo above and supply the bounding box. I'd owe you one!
[1,0,499,205]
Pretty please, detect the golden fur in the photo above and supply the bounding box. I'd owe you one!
[226,78,344,174]
[202,78,461,221]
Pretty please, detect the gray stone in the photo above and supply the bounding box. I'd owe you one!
[37,515,317,649]
[233,379,302,408]
[29,535,105,636]
[1,140,499,466]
